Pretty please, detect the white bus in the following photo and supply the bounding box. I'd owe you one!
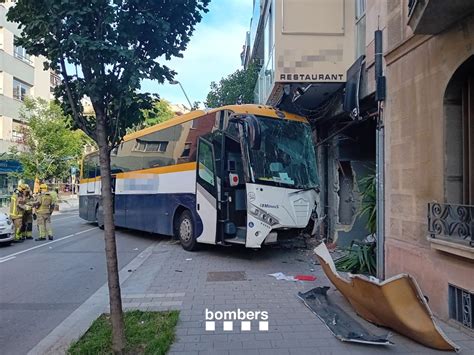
[79,104,319,250]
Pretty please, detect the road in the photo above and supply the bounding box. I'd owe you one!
[0,210,159,355]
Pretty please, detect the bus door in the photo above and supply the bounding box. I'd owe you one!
[195,138,218,244]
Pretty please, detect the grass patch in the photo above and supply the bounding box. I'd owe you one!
[68,310,179,355]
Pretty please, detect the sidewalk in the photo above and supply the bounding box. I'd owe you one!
[0,194,78,215]
[35,238,474,355]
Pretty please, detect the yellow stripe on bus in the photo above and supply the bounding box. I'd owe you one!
[115,162,197,179]
[80,162,197,184]
[123,104,308,143]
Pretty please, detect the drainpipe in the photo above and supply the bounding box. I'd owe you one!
[375,29,386,280]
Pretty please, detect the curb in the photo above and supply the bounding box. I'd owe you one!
[28,243,157,355]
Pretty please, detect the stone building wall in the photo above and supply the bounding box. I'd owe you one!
[383,9,474,320]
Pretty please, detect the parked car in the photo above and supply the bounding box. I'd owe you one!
[0,213,14,245]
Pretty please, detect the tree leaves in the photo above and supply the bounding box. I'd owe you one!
[205,62,260,108]
[5,0,210,146]
[9,98,86,181]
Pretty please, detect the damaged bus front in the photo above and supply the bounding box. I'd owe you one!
[195,109,319,249]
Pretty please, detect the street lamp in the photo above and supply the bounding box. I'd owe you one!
[169,80,193,110]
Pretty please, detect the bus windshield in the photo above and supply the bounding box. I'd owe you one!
[248,116,318,189]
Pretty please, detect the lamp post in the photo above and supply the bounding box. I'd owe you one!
[169,80,193,110]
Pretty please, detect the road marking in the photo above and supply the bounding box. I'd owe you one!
[52,215,78,223]
[0,256,16,263]
[0,227,98,261]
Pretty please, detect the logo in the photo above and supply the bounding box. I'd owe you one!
[260,203,279,209]
[205,308,269,332]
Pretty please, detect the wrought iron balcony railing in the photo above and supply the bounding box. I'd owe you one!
[428,203,474,247]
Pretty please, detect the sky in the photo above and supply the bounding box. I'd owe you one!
[140,0,253,108]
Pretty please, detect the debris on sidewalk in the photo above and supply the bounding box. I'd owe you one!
[185,258,192,261]
[314,243,460,352]
[298,287,392,346]
[268,273,316,282]
[295,274,317,281]
[268,272,297,281]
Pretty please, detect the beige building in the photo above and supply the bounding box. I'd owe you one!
[365,0,474,327]
[0,0,58,154]
[245,0,474,330]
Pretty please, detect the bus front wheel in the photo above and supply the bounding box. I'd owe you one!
[177,210,198,251]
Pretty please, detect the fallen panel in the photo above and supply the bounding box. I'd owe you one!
[314,243,460,352]
[298,287,392,345]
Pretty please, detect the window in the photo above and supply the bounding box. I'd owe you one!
[11,130,24,143]
[181,143,192,157]
[191,119,197,129]
[13,36,31,64]
[133,140,168,153]
[198,140,215,186]
[13,78,31,101]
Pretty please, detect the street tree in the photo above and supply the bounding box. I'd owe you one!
[9,97,84,181]
[3,1,210,353]
[205,62,259,107]
[127,99,175,133]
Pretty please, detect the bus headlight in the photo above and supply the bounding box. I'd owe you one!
[249,205,279,226]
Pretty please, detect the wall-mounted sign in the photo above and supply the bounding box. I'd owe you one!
[279,73,344,82]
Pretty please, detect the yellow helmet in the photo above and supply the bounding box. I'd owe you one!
[40,184,48,192]
[18,184,27,192]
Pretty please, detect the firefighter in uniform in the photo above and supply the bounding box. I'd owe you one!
[34,184,55,241]
[9,187,27,242]
[21,184,34,240]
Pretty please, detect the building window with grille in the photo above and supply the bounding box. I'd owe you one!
[13,78,31,101]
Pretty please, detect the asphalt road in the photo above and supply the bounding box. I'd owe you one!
[0,210,159,355]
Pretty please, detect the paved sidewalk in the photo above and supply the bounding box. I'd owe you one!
[117,240,474,355]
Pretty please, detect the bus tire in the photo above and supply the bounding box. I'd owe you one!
[177,210,198,251]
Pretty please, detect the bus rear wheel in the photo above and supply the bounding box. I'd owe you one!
[177,210,198,251]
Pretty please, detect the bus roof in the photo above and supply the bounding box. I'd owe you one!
[123,104,308,142]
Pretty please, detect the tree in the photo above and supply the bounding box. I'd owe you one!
[205,62,259,107]
[126,99,175,133]
[9,97,84,181]
[3,1,210,353]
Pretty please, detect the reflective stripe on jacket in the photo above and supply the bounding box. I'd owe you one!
[10,194,23,218]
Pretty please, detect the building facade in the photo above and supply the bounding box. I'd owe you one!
[370,0,474,327]
[246,0,474,329]
[0,0,59,205]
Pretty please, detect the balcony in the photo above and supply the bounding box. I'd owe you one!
[428,202,474,259]
[408,0,474,34]
[254,47,275,104]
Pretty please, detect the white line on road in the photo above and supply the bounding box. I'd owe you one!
[52,215,78,222]
[0,256,16,263]
[0,227,98,261]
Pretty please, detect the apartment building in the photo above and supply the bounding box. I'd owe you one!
[246,0,474,328]
[0,0,59,205]
[364,0,474,328]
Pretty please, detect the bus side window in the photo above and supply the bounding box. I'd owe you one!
[198,141,215,187]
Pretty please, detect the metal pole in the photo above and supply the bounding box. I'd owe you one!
[374,29,385,280]
[376,103,385,280]
[177,82,193,110]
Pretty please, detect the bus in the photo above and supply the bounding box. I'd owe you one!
[79,104,319,250]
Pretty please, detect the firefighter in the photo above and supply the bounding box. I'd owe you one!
[34,184,55,241]
[9,187,26,242]
[21,184,34,240]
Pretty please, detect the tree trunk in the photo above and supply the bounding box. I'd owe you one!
[96,116,125,354]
